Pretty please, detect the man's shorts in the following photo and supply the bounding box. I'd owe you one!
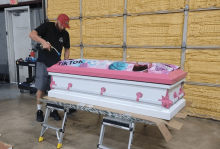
[35,62,50,91]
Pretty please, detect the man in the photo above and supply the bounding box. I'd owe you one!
[29,14,70,122]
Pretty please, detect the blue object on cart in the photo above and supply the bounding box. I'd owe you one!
[25,57,37,62]
[21,82,31,86]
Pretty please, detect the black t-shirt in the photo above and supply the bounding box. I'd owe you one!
[35,22,70,67]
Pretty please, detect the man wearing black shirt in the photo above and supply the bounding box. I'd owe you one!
[29,14,70,122]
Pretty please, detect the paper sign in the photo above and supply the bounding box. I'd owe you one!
[10,0,18,5]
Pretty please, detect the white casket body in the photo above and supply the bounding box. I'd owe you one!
[47,64,187,120]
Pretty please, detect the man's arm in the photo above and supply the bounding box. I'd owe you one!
[29,30,51,51]
[64,48,70,60]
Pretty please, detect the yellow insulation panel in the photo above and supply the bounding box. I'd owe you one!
[82,17,124,45]
[184,84,220,120]
[187,11,220,46]
[47,0,80,19]
[189,0,220,9]
[127,13,184,46]
[61,47,81,60]
[82,0,124,17]
[126,49,181,66]
[185,49,220,84]
[66,20,80,45]
[83,48,123,60]
[128,0,185,14]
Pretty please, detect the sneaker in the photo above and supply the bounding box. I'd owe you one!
[50,110,61,121]
[69,108,77,115]
[36,110,44,122]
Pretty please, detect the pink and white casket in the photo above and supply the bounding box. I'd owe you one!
[47,59,187,120]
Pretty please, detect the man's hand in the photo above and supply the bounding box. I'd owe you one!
[42,41,51,51]
[29,30,51,51]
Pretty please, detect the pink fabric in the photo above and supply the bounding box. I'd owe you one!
[57,59,179,74]
[148,63,179,74]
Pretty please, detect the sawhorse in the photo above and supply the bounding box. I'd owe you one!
[39,103,69,149]
[97,116,135,149]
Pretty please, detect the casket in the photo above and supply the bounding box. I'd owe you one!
[47,60,187,120]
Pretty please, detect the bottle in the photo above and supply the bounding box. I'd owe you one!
[30,50,35,57]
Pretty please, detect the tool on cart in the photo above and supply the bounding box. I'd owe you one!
[40,42,61,56]
[25,49,37,62]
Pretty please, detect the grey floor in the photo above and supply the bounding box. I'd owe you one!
[0,84,220,149]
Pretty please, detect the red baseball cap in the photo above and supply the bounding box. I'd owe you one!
[57,14,70,28]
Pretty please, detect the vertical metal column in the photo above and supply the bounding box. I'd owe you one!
[44,0,48,21]
[80,0,83,58]
[123,0,128,61]
[181,2,189,70]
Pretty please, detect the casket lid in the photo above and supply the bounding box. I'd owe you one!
[47,64,187,85]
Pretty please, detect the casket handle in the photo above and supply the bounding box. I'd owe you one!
[174,92,179,100]
[100,87,106,95]
[50,76,57,89]
[174,84,185,100]
[159,90,173,109]
[67,83,72,90]
[179,84,185,96]
[136,92,143,101]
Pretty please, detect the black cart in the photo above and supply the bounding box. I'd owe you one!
[16,60,37,94]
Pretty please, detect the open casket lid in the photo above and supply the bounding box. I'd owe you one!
[47,63,187,85]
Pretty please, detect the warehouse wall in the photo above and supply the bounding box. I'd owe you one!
[47,0,220,120]
[184,0,220,120]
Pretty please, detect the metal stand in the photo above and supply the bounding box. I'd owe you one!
[97,116,135,149]
[39,104,69,149]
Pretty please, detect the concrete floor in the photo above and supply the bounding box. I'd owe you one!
[0,84,220,149]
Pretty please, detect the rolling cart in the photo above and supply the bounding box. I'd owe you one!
[16,60,37,94]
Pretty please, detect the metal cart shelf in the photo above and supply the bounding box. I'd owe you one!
[16,60,37,94]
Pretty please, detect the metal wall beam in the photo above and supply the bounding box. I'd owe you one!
[83,45,122,48]
[123,0,128,61]
[180,4,189,70]
[127,46,181,49]
[185,81,220,88]
[187,46,220,49]
[189,7,220,12]
[127,9,184,16]
[84,14,123,19]
[80,0,83,58]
